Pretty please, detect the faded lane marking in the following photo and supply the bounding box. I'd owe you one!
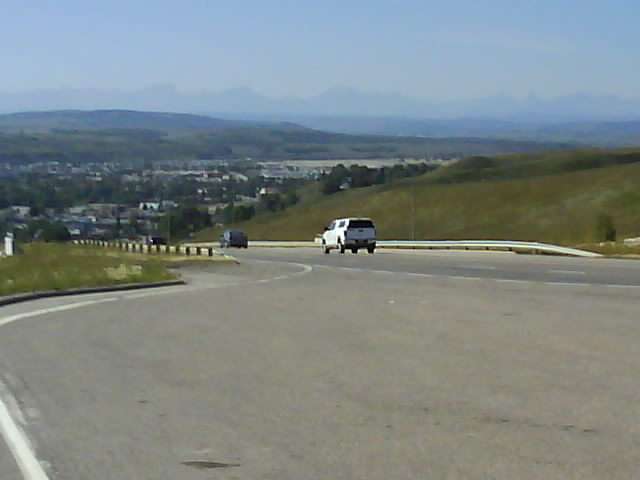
[124,262,312,298]
[548,270,586,275]
[306,262,640,289]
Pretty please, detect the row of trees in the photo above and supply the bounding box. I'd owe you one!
[213,189,300,225]
[320,162,437,195]
[4,219,72,243]
[156,205,212,241]
[0,174,277,214]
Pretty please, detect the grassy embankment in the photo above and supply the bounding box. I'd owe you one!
[196,148,640,248]
[0,243,180,296]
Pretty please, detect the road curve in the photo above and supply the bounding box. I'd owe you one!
[234,246,640,287]
[0,250,639,479]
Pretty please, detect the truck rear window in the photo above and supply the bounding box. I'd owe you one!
[348,220,374,228]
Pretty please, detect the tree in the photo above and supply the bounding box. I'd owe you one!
[129,217,140,234]
[320,164,349,195]
[26,219,70,242]
[261,194,284,212]
[595,213,616,242]
[284,190,300,206]
[158,205,212,241]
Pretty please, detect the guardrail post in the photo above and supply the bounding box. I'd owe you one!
[208,247,213,257]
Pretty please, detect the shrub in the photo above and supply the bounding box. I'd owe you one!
[595,213,616,242]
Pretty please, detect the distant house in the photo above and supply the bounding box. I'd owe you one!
[258,187,280,197]
[138,200,178,213]
[67,205,92,216]
[161,200,179,210]
[236,195,259,205]
[139,202,161,212]
[88,203,119,217]
[10,206,31,219]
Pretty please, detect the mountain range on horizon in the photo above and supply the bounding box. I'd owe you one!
[2,85,640,122]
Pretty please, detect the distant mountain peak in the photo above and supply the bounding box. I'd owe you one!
[1,86,640,121]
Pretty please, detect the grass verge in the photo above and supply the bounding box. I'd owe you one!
[0,243,181,296]
[577,242,640,258]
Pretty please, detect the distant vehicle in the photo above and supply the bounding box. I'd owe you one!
[147,235,167,245]
[219,230,248,248]
[322,217,376,254]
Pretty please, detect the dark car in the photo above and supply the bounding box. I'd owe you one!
[219,230,248,248]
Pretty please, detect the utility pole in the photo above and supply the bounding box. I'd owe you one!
[167,213,171,245]
[230,180,235,227]
[410,176,416,241]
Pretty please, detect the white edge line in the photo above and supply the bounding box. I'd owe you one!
[0,390,49,480]
[0,298,116,329]
[0,297,118,480]
[0,262,315,480]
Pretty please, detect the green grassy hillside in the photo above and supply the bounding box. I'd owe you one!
[197,149,640,246]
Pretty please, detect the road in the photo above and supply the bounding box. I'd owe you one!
[0,248,639,479]
[236,246,640,287]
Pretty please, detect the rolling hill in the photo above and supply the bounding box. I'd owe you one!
[0,110,577,164]
[0,109,289,132]
[196,148,640,246]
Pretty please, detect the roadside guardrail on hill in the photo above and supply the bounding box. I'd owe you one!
[378,240,602,257]
[185,240,601,258]
[73,239,228,258]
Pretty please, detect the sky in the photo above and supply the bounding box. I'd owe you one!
[2,0,639,100]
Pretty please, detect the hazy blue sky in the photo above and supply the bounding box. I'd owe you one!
[2,0,639,100]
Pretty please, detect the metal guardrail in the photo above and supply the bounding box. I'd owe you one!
[187,240,601,258]
[73,239,229,258]
[375,240,602,258]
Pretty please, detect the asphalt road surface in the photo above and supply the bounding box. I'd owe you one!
[1,248,639,479]
[0,435,21,480]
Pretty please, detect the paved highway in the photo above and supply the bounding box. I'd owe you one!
[0,436,21,480]
[237,246,640,287]
[0,249,639,479]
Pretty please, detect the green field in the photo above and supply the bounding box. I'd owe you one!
[0,243,178,296]
[197,148,640,246]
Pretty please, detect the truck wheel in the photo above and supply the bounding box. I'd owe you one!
[322,242,330,254]
[351,248,358,254]
[367,246,375,254]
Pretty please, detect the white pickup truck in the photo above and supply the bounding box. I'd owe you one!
[322,217,376,254]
